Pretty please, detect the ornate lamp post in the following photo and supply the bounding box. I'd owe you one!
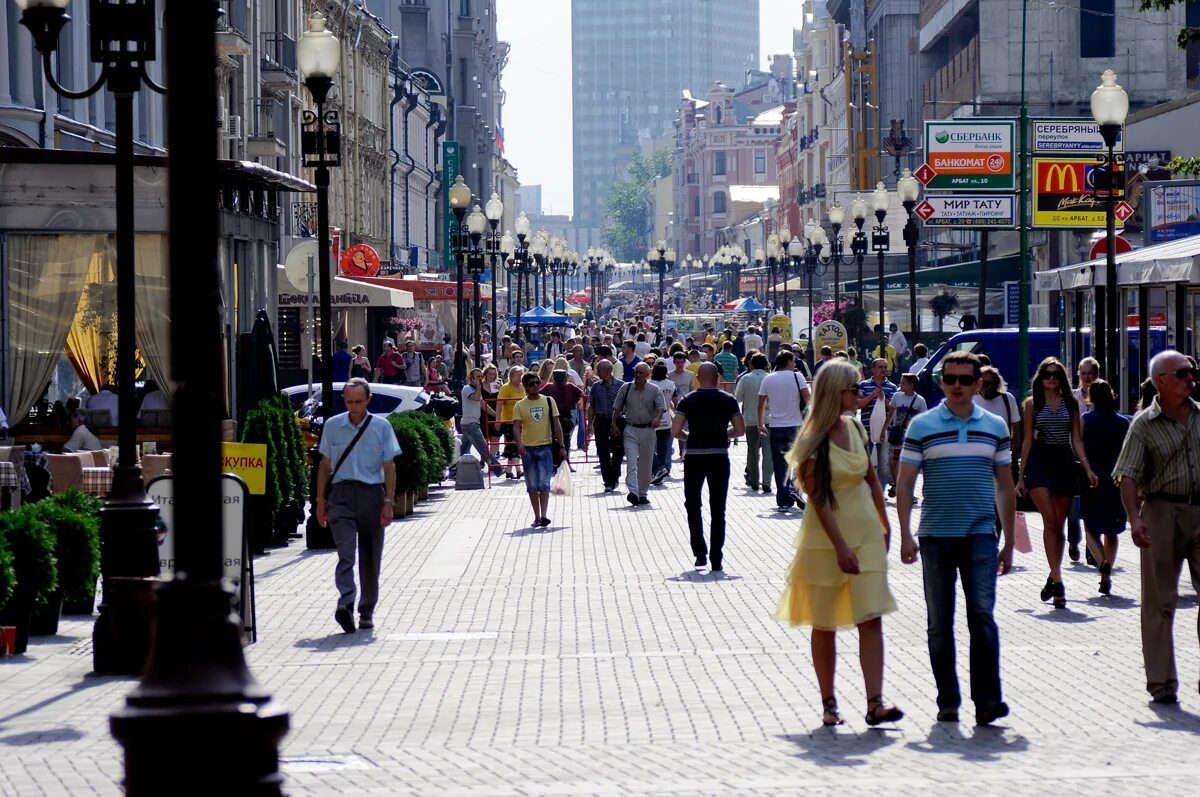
[897,168,923,343]
[464,204,488,365]
[499,230,514,324]
[1091,69,1129,384]
[804,201,868,348]
[447,175,473,387]
[15,0,168,674]
[800,220,830,368]
[850,195,869,341]
[484,192,505,352]
[504,212,534,334]
[766,233,780,312]
[871,181,892,357]
[648,240,675,339]
[108,1,289,790]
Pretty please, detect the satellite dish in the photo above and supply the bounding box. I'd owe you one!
[284,240,321,293]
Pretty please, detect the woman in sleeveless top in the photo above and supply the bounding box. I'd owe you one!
[1016,357,1098,609]
[775,361,902,728]
[349,345,372,380]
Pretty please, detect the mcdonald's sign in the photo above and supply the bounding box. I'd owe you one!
[1032,157,1125,229]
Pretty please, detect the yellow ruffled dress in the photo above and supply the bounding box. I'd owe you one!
[775,417,897,630]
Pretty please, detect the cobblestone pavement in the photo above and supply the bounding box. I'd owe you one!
[2,443,1199,796]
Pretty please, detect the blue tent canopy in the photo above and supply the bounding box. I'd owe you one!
[508,305,571,326]
[735,296,768,312]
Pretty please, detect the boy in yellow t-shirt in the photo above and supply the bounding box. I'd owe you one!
[512,371,564,528]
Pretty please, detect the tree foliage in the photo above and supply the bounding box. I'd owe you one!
[1168,155,1200,177]
[1139,1,1200,46]
[602,149,673,262]
[929,291,960,332]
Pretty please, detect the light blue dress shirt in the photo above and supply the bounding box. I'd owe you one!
[319,412,403,485]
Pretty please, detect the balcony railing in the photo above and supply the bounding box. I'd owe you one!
[261,32,297,75]
[923,35,979,119]
[217,0,249,39]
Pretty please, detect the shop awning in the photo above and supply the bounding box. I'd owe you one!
[276,265,414,308]
[841,254,1024,293]
[1033,235,1200,291]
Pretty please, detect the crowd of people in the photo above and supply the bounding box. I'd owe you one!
[319,287,1200,725]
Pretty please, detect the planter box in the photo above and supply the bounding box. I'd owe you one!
[30,590,63,636]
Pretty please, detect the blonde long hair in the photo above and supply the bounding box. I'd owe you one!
[786,361,861,504]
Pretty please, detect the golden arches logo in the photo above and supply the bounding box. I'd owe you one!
[1042,163,1080,193]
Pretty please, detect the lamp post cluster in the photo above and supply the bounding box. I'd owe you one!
[447,176,505,368]
[647,240,676,338]
[1090,69,1129,384]
[585,247,613,320]
[501,212,535,334]
[712,244,746,301]
[759,232,786,312]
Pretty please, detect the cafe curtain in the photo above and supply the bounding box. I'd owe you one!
[133,234,171,397]
[64,248,114,395]
[6,234,102,425]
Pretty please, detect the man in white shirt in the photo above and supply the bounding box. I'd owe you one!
[86,384,120,427]
[743,326,764,353]
[137,380,169,421]
[633,333,652,358]
[910,343,930,376]
[64,411,103,453]
[757,351,811,512]
[889,323,909,374]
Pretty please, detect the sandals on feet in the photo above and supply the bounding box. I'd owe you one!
[1052,580,1066,609]
[821,696,845,727]
[865,695,904,726]
[1098,562,1112,595]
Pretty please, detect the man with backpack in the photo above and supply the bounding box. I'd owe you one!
[757,351,811,512]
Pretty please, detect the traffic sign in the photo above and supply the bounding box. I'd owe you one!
[1032,157,1126,228]
[1114,201,1134,223]
[914,163,937,185]
[1032,119,1123,154]
[1088,235,1133,260]
[922,119,1016,191]
[912,194,1018,229]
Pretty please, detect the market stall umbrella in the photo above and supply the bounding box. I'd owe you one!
[506,305,572,326]
[735,296,768,313]
[236,309,280,425]
[553,299,586,315]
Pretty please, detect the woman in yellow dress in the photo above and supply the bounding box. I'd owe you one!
[775,360,903,727]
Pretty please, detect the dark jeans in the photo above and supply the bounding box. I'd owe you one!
[684,455,730,565]
[919,534,1003,710]
[593,414,623,488]
[653,428,673,475]
[768,425,799,508]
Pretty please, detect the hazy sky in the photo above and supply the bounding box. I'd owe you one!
[496,0,805,219]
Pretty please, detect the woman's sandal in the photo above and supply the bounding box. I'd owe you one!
[1052,580,1067,609]
[1098,562,1112,596]
[865,695,904,726]
[821,696,845,727]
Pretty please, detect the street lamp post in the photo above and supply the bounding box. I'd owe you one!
[464,204,487,366]
[754,248,765,301]
[648,240,675,340]
[447,176,472,387]
[1091,69,1129,385]
[871,182,892,358]
[296,12,342,423]
[897,168,923,343]
[807,201,867,348]
[16,0,165,675]
[800,222,829,368]
[108,1,289,790]
[504,213,533,336]
[485,192,505,354]
[850,195,869,346]
[766,233,780,312]
[779,227,794,313]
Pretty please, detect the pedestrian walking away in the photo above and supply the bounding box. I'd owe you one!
[896,351,1016,726]
[613,362,666,506]
[734,352,772,492]
[1016,357,1098,609]
[1113,351,1200,705]
[674,363,744,572]
[774,361,902,727]
[539,366,583,468]
[1079,379,1129,595]
[587,359,625,492]
[513,371,566,528]
[758,350,811,511]
[460,368,498,470]
[315,378,401,634]
[649,362,678,484]
[1067,357,1102,563]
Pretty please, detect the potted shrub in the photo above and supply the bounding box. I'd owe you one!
[407,420,445,499]
[411,412,455,487]
[0,531,14,643]
[0,506,57,654]
[33,490,101,619]
[387,414,424,516]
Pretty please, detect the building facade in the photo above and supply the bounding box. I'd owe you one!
[571,0,759,229]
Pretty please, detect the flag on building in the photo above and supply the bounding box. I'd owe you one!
[495,123,505,155]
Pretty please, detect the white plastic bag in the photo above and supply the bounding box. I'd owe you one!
[551,461,572,495]
[869,395,888,444]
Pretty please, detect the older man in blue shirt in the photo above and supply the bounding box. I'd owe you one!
[316,378,402,633]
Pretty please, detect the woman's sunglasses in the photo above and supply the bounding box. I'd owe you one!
[941,374,978,386]
[1041,371,1063,380]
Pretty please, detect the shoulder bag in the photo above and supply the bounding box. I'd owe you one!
[326,415,373,495]
[792,371,807,415]
[887,398,916,447]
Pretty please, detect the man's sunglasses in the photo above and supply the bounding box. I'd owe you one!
[941,373,978,386]
[1168,367,1199,380]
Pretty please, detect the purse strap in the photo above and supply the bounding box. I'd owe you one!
[330,415,373,483]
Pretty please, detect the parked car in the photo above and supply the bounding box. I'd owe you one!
[281,382,431,444]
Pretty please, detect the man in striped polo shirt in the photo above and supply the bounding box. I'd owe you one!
[895,350,1016,726]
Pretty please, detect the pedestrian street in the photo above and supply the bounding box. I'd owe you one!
[1,443,1199,796]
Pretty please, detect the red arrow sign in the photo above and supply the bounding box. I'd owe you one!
[914,163,937,185]
[914,199,936,222]
[1114,201,1134,223]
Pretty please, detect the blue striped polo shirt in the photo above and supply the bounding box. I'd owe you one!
[899,401,1012,537]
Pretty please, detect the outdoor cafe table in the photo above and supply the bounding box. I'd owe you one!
[81,466,113,497]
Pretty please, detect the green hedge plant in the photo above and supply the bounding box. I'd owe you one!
[0,506,58,604]
[33,490,101,606]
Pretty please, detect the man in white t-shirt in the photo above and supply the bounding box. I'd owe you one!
[757,351,811,512]
[909,343,930,376]
[744,326,763,353]
[889,323,909,374]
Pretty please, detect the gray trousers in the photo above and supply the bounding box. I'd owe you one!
[460,422,495,464]
[743,425,772,488]
[623,426,657,497]
[329,481,386,616]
